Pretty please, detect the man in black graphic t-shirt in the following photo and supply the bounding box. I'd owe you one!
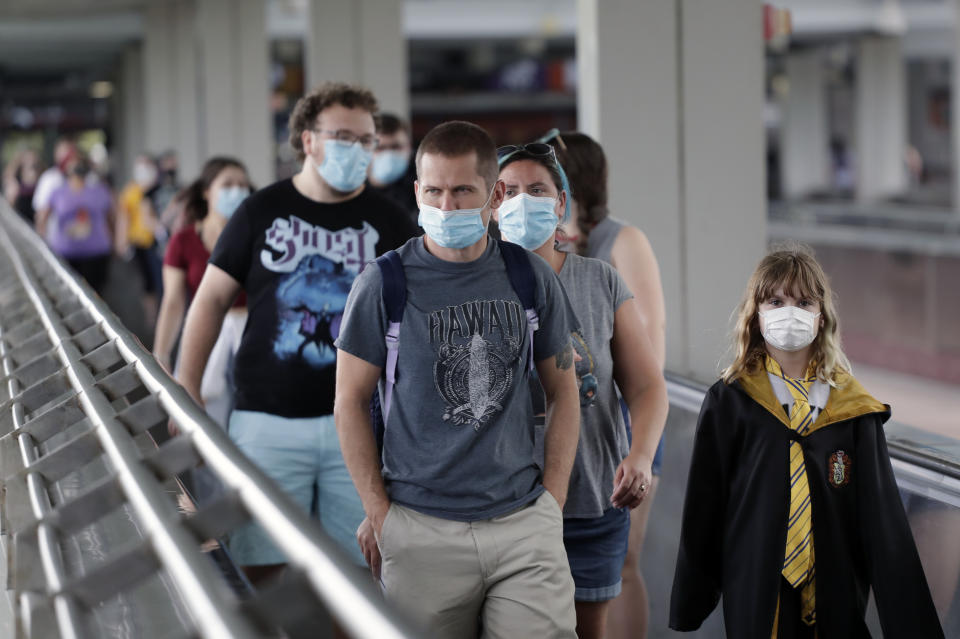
[207,186,411,417]
[178,83,417,582]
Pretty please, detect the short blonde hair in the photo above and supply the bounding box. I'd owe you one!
[721,243,851,385]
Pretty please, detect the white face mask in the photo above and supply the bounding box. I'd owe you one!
[133,163,157,188]
[759,306,821,352]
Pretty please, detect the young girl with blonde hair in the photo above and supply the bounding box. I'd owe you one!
[670,245,943,638]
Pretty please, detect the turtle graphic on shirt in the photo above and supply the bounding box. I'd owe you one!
[435,331,518,431]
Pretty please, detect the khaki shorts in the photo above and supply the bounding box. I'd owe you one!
[378,491,576,639]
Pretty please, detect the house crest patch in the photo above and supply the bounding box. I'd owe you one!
[828,450,852,487]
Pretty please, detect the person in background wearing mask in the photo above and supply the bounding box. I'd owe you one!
[153,150,180,220]
[177,83,416,584]
[547,131,667,639]
[335,120,581,638]
[154,149,182,236]
[496,142,668,639]
[87,142,112,187]
[154,157,250,505]
[367,113,417,222]
[35,153,116,294]
[149,150,181,295]
[32,137,77,224]
[153,157,251,427]
[118,154,163,334]
[3,147,42,223]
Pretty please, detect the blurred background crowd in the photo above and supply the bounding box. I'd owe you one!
[0,0,957,464]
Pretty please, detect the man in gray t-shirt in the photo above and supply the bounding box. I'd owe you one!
[334,121,581,638]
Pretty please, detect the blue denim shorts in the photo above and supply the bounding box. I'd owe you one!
[563,507,631,602]
[227,410,366,567]
[620,398,664,476]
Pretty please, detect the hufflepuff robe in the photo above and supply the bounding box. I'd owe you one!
[669,369,944,638]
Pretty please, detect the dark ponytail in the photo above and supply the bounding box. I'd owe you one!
[547,132,609,238]
[180,156,248,223]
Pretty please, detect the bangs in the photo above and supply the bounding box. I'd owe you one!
[498,152,566,194]
[753,253,825,304]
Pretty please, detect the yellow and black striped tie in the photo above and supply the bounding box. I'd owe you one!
[766,356,817,626]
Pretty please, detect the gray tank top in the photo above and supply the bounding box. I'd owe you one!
[585,217,626,264]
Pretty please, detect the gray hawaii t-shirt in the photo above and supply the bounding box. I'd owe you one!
[336,237,578,521]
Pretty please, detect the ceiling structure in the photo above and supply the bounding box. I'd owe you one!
[0,0,954,105]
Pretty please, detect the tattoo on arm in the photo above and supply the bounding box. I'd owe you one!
[555,344,573,370]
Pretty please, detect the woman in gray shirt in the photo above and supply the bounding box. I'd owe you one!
[548,131,668,639]
[496,142,668,639]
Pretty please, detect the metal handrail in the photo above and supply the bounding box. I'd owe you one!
[0,201,422,639]
[1,214,260,638]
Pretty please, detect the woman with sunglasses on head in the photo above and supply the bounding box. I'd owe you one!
[496,142,668,639]
[544,130,667,639]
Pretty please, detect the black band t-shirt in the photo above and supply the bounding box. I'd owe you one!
[210,178,418,418]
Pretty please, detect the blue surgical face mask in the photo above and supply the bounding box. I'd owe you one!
[316,139,373,192]
[215,186,250,219]
[418,187,495,249]
[497,193,559,250]
[371,150,409,185]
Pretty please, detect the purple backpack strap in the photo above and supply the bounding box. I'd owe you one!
[375,251,406,424]
[497,240,539,371]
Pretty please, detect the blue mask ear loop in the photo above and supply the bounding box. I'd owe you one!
[555,161,572,226]
[533,129,572,225]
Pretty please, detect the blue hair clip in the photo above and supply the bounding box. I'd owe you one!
[555,160,572,225]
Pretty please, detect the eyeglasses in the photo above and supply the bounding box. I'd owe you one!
[377,141,409,152]
[313,129,379,151]
[496,142,558,166]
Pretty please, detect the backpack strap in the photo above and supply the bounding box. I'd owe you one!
[497,240,539,372]
[376,250,406,422]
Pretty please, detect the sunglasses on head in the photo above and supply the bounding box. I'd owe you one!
[496,142,557,166]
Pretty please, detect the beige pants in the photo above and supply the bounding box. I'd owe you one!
[378,491,576,639]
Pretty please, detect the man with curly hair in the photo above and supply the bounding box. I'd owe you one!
[178,82,417,582]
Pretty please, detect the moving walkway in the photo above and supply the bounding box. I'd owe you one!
[1,201,957,638]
